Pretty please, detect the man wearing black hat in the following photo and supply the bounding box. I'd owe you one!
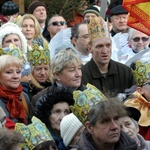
[28,1,50,42]
[110,5,128,37]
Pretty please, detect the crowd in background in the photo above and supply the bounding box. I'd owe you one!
[0,0,150,150]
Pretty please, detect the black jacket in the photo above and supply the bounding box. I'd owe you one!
[81,59,135,97]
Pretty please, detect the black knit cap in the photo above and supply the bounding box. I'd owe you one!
[110,5,128,16]
[1,1,19,16]
[83,5,100,16]
[28,1,46,14]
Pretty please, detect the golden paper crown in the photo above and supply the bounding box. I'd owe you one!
[88,16,109,41]
[27,43,50,66]
[70,84,107,125]
[0,44,26,62]
[132,60,150,86]
[15,116,54,150]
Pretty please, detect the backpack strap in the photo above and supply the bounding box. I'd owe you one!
[21,93,29,115]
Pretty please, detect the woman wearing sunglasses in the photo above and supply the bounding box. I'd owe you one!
[128,28,150,53]
[124,59,150,141]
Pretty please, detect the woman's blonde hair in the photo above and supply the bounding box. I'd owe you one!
[30,65,52,89]
[17,14,42,38]
[51,48,81,81]
[0,55,23,74]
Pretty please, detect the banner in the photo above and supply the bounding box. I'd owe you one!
[122,0,150,35]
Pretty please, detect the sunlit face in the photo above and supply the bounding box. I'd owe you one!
[86,113,120,146]
[89,37,112,65]
[111,14,128,33]
[2,34,22,50]
[54,63,82,89]
[32,65,50,83]
[21,18,35,41]
[0,66,21,90]
[73,24,90,55]
[129,30,149,53]
[119,116,137,139]
[47,16,67,38]
[49,102,70,130]
[33,6,47,23]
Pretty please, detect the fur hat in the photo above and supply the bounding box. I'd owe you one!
[34,86,74,126]
[110,5,128,16]
[83,5,100,16]
[28,1,46,14]
[0,23,27,54]
[1,1,19,16]
[60,113,83,147]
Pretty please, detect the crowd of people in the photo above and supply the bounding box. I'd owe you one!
[0,0,150,150]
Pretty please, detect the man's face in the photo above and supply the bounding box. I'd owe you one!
[73,24,90,55]
[129,30,149,53]
[47,16,67,38]
[119,116,138,139]
[84,13,98,23]
[89,37,112,65]
[86,113,120,146]
[111,14,128,33]
[33,6,47,23]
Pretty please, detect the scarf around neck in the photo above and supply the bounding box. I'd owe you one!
[0,84,26,124]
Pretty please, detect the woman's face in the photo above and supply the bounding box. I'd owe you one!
[119,116,138,139]
[0,66,21,90]
[49,102,70,130]
[32,65,50,83]
[21,18,35,41]
[54,63,82,88]
[2,34,22,50]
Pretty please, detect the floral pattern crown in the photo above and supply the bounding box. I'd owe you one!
[27,38,50,66]
[131,60,150,86]
[88,16,109,41]
[15,116,54,150]
[70,84,107,125]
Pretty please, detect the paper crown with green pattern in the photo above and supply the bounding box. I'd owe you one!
[131,60,150,86]
[0,44,26,62]
[27,42,50,66]
[70,84,107,125]
[15,116,54,150]
[88,16,109,41]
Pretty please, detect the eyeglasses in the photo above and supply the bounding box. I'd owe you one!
[142,82,150,86]
[50,21,66,26]
[78,34,89,39]
[132,37,149,42]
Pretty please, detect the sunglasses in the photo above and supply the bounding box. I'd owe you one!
[142,82,150,86]
[132,37,149,42]
[50,21,66,26]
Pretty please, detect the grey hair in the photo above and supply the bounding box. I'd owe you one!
[51,48,81,80]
